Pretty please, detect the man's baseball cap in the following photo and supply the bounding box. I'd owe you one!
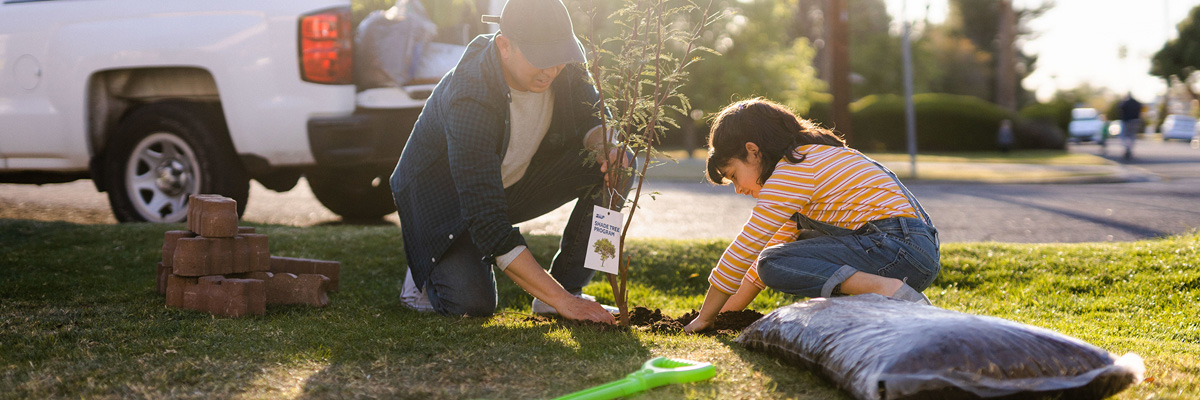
[481,0,587,69]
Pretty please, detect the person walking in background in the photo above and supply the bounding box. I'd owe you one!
[997,119,1014,153]
[1118,93,1143,161]
[683,98,940,333]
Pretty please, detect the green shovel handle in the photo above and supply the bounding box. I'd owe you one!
[638,356,717,387]
[552,377,646,400]
[553,357,716,400]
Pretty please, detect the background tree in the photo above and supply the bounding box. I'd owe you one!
[792,0,1049,108]
[924,29,992,99]
[846,0,902,98]
[1151,4,1200,102]
[938,0,1051,107]
[682,0,825,116]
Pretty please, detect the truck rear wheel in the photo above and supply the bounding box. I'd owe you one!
[103,101,248,223]
[307,168,396,220]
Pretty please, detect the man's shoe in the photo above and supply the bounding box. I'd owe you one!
[532,292,619,315]
[401,269,434,312]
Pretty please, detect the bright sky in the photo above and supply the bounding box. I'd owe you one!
[884,0,1198,103]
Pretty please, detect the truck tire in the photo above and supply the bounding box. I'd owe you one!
[103,101,248,223]
[307,167,396,220]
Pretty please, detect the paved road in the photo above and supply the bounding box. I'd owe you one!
[2,138,1198,243]
[522,138,1200,243]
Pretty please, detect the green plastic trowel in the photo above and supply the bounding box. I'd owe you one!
[553,357,716,400]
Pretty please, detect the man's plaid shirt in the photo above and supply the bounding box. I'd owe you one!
[389,34,602,287]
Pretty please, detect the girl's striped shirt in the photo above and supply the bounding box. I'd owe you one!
[709,144,919,294]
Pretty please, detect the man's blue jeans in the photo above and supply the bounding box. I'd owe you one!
[424,148,635,317]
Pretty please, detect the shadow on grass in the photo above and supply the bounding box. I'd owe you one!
[714,336,847,400]
[295,310,652,399]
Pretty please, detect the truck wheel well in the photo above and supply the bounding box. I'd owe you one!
[87,67,226,189]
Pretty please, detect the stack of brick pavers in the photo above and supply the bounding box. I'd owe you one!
[155,194,341,317]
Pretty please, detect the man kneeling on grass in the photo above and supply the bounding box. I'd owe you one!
[389,0,630,324]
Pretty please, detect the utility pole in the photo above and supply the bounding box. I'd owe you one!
[902,0,917,179]
[996,0,1016,111]
[828,0,853,143]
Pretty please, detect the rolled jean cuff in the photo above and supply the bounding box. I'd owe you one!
[821,265,859,298]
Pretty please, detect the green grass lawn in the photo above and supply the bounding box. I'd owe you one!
[2,219,1198,399]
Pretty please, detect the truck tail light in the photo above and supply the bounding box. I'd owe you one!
[299,7,353,84]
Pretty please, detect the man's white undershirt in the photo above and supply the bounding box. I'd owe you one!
[495,88,553,270]
[493,90,617,271]
[501,88,554,189]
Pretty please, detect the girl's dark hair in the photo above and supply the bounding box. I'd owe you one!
[705,98,846,185]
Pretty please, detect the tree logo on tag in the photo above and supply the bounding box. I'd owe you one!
[592,238,616,272]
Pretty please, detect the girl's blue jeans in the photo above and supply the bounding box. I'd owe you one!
[757,216,940,299]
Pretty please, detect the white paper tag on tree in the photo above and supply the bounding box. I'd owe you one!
[585,205,623,274]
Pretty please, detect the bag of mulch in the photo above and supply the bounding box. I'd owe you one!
[735,294,1144,400]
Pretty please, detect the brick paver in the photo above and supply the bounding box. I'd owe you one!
[156,262,170,295]
[161,230,197,267]
[237,271,330,306]
[187,194,238,238]
[173,235,269,276]
[182,276,266,317]
[158,194,340,317]
[269,256,341,292]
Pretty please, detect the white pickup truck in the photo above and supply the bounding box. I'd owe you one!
[0,0,434,222]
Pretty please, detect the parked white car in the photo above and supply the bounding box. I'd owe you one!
[1160,114,1198,142]
[1068,108,1105,143]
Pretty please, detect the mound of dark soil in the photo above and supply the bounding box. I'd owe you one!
[627,307,763,334]
[546,306,764,334]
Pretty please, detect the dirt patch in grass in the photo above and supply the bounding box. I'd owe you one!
[555,307,763,334]
[629,307,763,334]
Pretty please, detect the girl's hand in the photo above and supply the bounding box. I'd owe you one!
[684,316,712,333]
[721,280,762,312]
[686,285,732,333]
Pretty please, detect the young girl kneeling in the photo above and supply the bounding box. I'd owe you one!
[684,98,940,333]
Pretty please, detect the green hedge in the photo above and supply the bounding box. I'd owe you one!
[799,94,1064,152]
[1019,100,1073,133]
[801,93,833,128]
[1013,119,1066,150]
[849,94,1008,152]
[683,94,1064,153]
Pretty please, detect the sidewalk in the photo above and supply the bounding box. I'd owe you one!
[640,153,1159,184]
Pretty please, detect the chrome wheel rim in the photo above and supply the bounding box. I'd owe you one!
[124,132,200,222]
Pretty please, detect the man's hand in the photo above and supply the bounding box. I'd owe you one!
[500,250,615,324]
[599,146,631,189]
[683,316,712,333]
[554,296,616,324]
